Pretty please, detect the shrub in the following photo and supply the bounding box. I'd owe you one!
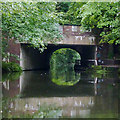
[2,61,22,73]
[2,72,22,82]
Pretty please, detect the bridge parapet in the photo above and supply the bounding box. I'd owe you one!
[55,25,96,45]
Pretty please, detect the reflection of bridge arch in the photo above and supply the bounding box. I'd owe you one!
[20,44,96,70]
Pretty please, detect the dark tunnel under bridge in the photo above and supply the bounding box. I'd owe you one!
[20,43,96,70]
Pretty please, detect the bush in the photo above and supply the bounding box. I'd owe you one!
[91,65,107,74]
[2,72,22,82]
[2,61,22,73]
[86,65,107,78]
[91,65,102,70]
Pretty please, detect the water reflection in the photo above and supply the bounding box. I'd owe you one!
[2,70,119,118]
[19,71,94,97]
[3,97,94,118]
[51,65,80,86]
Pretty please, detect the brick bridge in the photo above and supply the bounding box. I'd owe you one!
[20,25,97,70]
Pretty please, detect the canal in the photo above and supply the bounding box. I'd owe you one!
[2,68,119,119]
[2,48,120,119]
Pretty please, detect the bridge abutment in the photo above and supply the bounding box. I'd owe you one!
[20,44,50,70]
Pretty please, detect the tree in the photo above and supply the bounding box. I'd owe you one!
[57,2,120,45]
[56,2,70,12]
[2,2,62,55]
[80,2,120,44]
[57,2,86,25]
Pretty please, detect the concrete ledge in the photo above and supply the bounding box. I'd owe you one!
[99,59,120,65]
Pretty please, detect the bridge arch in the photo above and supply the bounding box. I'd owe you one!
[50,48,81,86]
[20,43,96,70]
[50,48,81,67]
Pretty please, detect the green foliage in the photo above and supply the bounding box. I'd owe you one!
[56,2,70,12]
[2,2,62,52]
[33,104,62,118]
[86,65,107,78]
[57,2,86,25]
[2,72,21,82]
[2,38,8,59]
[80,2,120,44]
[2,61,22,73]
[51,65,80,86]
[91,65,106,73]
[50,48,81,67]
[57,2,120,44]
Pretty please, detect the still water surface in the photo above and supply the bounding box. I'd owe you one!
[2,68,119,118]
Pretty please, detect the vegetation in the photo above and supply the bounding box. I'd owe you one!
[50,48,81,67]
[57,2,86,25]
[2,2,62,58]
[2,2,63,73]
[2,72,21,82]
[2,2,120,53]
[56,2,70,13]
[51,65,80,86]
[1,2,120,119]
[86,65,120,79]
[57,2,120,45]
[81,2,120,44]
[86,65,107,78]
[2,61,22,73]
[2,2,120,61]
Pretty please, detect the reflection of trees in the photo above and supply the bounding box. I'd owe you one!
[50,48,81,86]
[51,65,80,86]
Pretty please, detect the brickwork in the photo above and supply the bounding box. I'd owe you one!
[57,25,96,45]
[8,39,20,64]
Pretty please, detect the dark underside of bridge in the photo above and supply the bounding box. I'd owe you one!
[20,43,96,71]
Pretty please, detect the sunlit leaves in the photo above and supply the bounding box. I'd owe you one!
[58,2,120,44]
[57,2,86,25]
[2,2,62,52]
[80,2,120,44]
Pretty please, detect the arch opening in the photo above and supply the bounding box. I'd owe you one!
[50,48,81,86]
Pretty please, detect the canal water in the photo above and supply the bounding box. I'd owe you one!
[2,67,120,119]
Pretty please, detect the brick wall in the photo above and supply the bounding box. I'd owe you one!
[8,39,20,64]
